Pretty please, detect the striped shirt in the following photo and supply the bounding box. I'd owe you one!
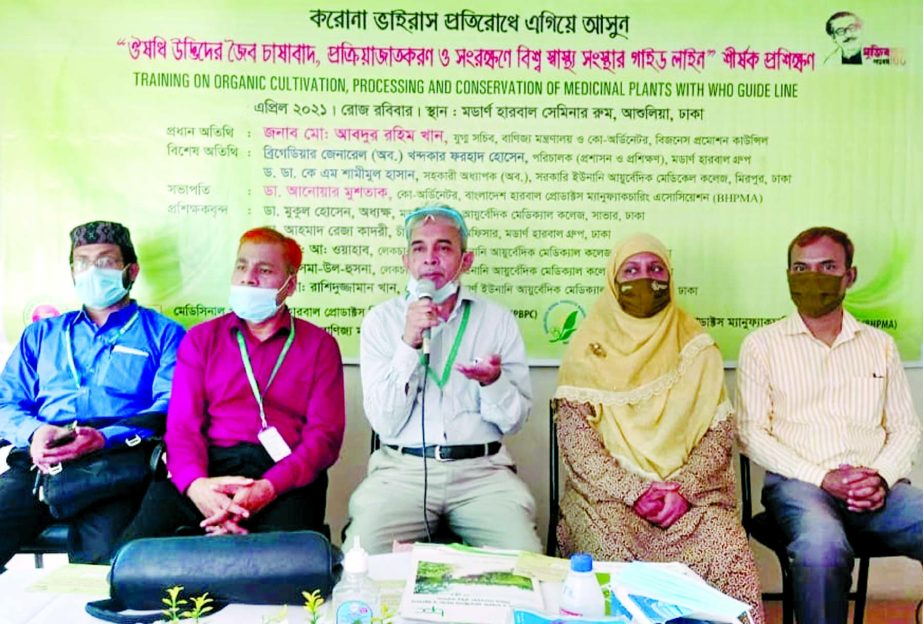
[737,311,921,487]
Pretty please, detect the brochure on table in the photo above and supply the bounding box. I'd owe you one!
[400,544,544,623]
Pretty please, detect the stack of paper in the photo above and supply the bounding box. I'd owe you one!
[401,546,753,624]
[399,544,544,624]
[511,610,628,624]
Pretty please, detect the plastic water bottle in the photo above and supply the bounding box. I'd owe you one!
[331,537,380,624]
[559,553,606,617]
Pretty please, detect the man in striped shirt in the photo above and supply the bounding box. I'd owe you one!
[737,226,923,624]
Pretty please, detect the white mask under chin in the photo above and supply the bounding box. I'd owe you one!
[407,277,458,303]
[228,276,291,322]
[228,285,280,322]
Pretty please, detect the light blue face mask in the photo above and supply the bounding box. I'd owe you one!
[406,276,458,303]
[615,562,753,622]
[229,276,290,322]
[74,267,129,309]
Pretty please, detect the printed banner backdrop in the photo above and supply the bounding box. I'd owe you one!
[1,0,921,363]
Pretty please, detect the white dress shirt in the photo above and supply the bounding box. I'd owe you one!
[737,310,921,487]
[359,286,532,446]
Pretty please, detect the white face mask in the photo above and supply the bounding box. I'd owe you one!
[74,267,129,309]
[229,276,291,322]
[406,276,459,303]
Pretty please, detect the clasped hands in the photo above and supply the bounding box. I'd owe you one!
[822,464,886,512]
[186,476,277,535]
[633,481,690,529]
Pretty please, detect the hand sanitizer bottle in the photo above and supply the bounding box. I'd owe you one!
[331,537,380,624]
[559,553,606,617]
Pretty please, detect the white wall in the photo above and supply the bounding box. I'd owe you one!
[327,365,923,599]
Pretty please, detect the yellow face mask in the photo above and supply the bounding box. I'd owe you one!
[616,278,670,318]
[787,271,845,318]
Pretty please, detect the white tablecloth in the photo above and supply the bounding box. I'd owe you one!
[1,553,563,624]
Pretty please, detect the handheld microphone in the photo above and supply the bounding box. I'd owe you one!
[416,279,436,357]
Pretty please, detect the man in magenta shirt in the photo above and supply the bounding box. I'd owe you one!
[119,227,345,540]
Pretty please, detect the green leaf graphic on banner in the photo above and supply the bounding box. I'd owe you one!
[1,1,921,361]
[550,310,579,343]
[843,234,913,354]
[847,236,907,316]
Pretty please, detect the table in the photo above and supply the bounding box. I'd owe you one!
[1,553,564,624]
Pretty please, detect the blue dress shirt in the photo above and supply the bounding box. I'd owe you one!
[0,301,185,448]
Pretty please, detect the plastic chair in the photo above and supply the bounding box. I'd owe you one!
[19,523,69,568]
[547,400,560,556]
[0,441,69,568]
[739,454,890,624]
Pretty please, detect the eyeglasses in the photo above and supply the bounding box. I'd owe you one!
[833,23,860,37]
[403,205,469,239]
[71,256,124,272]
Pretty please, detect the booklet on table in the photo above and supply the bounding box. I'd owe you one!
[399,543,544,624]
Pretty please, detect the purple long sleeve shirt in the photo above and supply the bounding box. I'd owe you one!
[165,309,345,495]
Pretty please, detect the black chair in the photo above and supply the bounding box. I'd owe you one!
[916,561,923,624]
[0,441,68,568]
[739,454,895,624]
[546,400,560,556]
[19,524,69,568]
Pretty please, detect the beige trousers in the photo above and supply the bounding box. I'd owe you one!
[344,445,542,554]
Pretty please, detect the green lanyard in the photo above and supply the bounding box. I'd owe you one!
[64,309,141,388]
[420,301,471,389]
[236,315,295,429]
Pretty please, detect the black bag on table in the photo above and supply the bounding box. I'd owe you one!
[85,531,342,623]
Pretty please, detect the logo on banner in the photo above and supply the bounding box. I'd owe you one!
[823,11,905,66]
[543,300,586,344]
[21,298,62,326]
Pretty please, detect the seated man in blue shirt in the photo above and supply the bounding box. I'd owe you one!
[0,221,185,568]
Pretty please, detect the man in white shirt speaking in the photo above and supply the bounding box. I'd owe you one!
[737,226,923,624]
[344,204,541,554]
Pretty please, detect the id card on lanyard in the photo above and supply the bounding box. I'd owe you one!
[237,316,295,462]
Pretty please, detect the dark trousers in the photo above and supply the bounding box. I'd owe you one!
[118,443,328,548]
[763,472,923,624]
[0,448,142,568]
